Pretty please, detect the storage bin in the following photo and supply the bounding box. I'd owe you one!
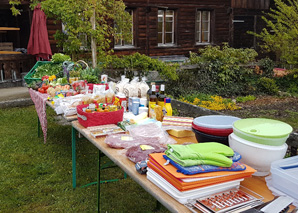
[77,104,124,128]
[270,156,298,200]
[24,61,52,84]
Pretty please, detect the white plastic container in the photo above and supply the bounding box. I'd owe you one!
[147,168,243,204]
[270,156,298,200]
[229,133,288,176]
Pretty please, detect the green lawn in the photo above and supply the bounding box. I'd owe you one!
[0,106,169,212]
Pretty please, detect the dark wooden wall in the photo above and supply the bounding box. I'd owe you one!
[115,0,232,56]
[231,0,270,9]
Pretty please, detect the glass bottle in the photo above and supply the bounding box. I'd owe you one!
[157,84,166,108]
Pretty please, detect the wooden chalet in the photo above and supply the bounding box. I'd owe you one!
[115,0,272,56]
[0,0,271,86]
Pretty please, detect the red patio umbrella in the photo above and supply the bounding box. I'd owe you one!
[27,3,52,61]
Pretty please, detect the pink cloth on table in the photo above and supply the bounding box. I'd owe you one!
[28,88,49,143]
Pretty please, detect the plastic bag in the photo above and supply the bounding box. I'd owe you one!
[128,122,177,145]
[105,134,159,149]
[126,144,166,163]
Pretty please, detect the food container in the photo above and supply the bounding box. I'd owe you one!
[77,104,124,128]
[192,128,229,146]
[270,156,298,200]
[192,115,240,137]
[229,133,287,176]
[232,118,292,146]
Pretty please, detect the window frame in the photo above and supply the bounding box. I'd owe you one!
[114,9,134,49]
[158,9,175,46]
[195,10,211,44]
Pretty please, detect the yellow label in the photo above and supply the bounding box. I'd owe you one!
[140,145,154,150]
[121,136,133,141]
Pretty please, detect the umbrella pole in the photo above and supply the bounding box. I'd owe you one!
[91,9,97,68]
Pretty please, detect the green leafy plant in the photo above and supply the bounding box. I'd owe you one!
[51,53,71,63]
[258,57,275,77]
[80,67,101,83]
[258,77,279,95]
[236,95,256,103]
[250,0,298,65]
[101,53,179,80]
[33,63,63,78]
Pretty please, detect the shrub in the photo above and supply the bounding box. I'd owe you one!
[258,77,279,95]
[258,57,275,77]
[100,53,179,80]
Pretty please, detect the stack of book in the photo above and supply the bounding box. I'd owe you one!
[147,153,256,204]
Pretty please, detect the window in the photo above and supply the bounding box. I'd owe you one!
[115,9,134,48]
[196,10,210,43]
[158,10,175,45]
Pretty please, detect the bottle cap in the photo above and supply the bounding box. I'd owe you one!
[165,98,171,103]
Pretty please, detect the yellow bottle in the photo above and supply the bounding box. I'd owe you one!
[164,98,172,116]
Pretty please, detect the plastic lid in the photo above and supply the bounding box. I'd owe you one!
[193,115,240,129]
[233,118,293,138]
[165,98,171,103]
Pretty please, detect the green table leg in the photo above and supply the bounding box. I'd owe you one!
[37,117,41,137]
[154,200,161,211]
[72,126,77,189]
[97,150,101,213]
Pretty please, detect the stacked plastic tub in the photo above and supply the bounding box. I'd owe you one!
[229,118,293,176]
[192,115,240,146]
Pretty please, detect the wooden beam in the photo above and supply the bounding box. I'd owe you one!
[0,51,22,54]
[0,27,20,31]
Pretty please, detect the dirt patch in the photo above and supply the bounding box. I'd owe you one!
[221,96,298,132]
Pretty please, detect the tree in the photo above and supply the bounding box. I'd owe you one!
[253,0,298,65]
[9,0,132,68]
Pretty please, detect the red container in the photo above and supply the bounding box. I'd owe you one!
[77,104,124,128]
[192,122,233,137]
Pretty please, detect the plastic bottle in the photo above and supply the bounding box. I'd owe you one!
[164,98,172,116]
[157,84,166,108]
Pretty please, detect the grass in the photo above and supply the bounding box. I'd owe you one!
[0,106,170,212]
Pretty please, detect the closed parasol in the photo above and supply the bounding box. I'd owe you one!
[27,3,52,61]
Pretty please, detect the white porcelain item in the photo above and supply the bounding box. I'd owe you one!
[228,133,288,176]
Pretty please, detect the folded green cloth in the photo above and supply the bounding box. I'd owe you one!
[165,142,234,167]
